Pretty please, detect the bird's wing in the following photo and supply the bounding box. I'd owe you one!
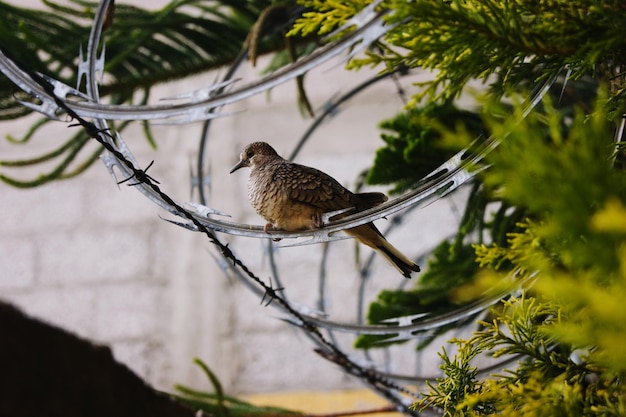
[275,162,354,211]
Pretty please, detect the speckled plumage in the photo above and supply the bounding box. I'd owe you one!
[230,142,420,278]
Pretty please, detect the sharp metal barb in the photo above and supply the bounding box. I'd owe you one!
[16,99,61,120]
[150,108,234,125]
[380,312,430,325]
[160,78,240,102]
[1,3,391,122]
[279,316,305,328]
[166,67,554,239]
[183,202,231,218]
[82,0,110,101]
[321,206,355,223]
[276,230,353,248]
[95,43,106,85]
[302,271,534,335]
[162,218,200,232]
[373,331,428,344]
[558,67,573,103]
[323,0,385,41]
[77,45,86,90]
[1,0,563,399]
[277,70,559,241]
[38,73,90,100]
[327,14,393,69]
[99,153,121,186]
[292,302,329,320]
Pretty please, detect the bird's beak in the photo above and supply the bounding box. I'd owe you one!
[229,159,247,174]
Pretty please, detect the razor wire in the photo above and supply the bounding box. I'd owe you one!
[0,0,562,413]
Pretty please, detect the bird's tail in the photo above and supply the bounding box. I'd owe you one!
[346,224,420,278]
[375,241,421,278]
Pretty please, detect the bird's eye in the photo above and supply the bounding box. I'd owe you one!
[246,150,253,159]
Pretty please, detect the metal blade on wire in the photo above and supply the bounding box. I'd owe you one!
[0,4,392,124]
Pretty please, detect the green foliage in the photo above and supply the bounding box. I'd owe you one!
[288,0,369,37]
[415,93,626,416]
[355,180,528,349]
[471,98,626,366]
[355,239,479,349]
[291,3,626,414]
[5,1,626,413]
[0,0,271,120]
[475,92,626,278]
[366,103,485,194]
[290,1,626,113]
[174,358,302,417]
[418,295,625,417]
[0,0,295,187]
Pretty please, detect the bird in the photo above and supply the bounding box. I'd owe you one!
[230,141,420,278]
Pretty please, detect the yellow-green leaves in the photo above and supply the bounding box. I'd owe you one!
[288,0,369,37]
[421,91,626,416]
[590,197,626,234]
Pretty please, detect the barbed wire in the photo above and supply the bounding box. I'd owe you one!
[0,0,563,413]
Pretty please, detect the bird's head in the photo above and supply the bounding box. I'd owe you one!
[230,141,279,173]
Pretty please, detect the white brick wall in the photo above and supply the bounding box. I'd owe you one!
[1,0,464,396]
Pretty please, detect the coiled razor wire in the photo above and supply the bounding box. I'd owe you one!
[0,0,563,413]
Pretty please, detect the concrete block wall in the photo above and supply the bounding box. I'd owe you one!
[1,0,467,396]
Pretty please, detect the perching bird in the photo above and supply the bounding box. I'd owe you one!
[230,141,420,278]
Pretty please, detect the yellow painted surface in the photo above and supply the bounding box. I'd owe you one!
[244,389,406,415]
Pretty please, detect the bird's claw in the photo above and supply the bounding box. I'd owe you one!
[264,223,282,241]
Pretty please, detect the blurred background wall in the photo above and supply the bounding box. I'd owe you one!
[0,0,464,397]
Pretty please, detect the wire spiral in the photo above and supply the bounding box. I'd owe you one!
[0,0,562,413]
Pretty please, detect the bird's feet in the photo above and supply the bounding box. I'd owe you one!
[311,214,322,229]
[264,223,282,242]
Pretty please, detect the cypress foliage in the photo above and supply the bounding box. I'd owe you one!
[291,1,626,415]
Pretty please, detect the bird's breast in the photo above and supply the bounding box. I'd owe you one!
[247,168,319,231]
